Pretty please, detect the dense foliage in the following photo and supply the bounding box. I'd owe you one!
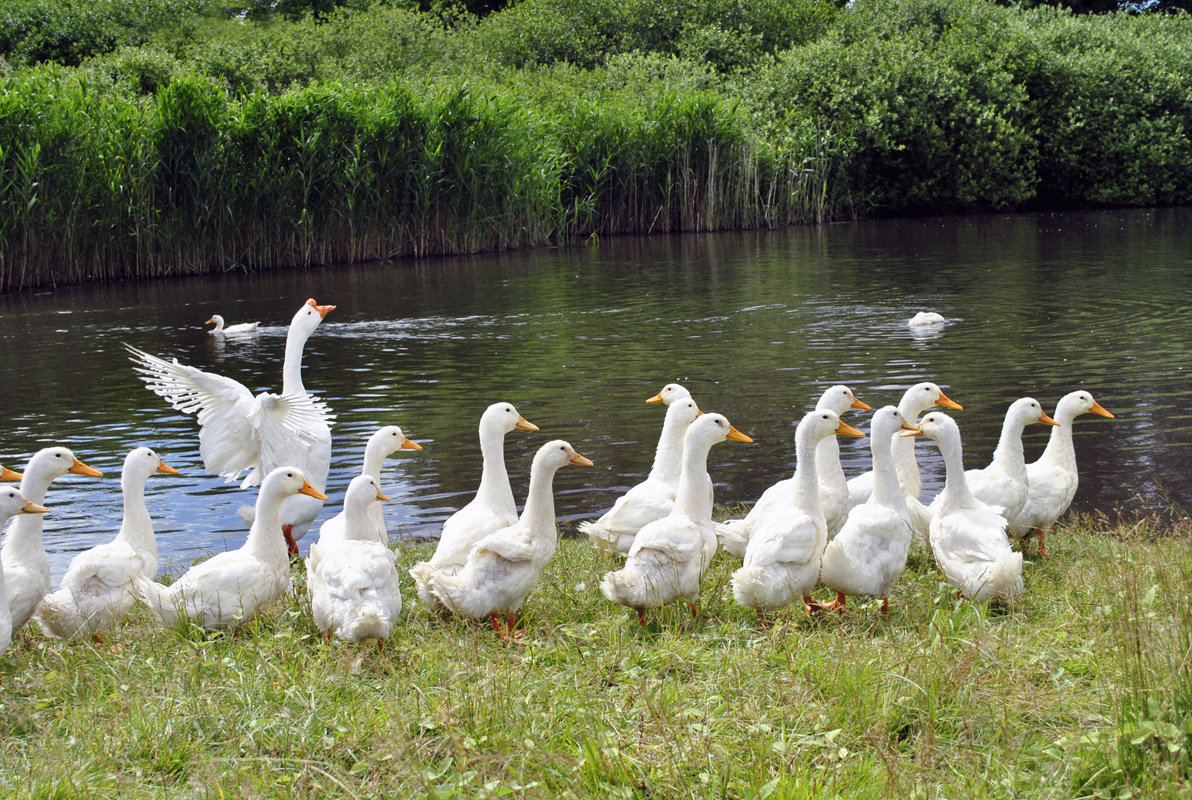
[1,0,1191,288]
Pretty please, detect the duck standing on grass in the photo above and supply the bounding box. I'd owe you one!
[318,426,421,547]
[601,414,752,625]
[0,487,50,657]
[1,447,103,636]
[308,475,402,648]
[136,467,327,632]
[34,448,178,642]
[581,386,701,554]
[1014,391,1114,554]
[423,440,592,639]
[731,410,862,624]
[128,298,336,556]
[906,414,1023,604]
[819,406,918,615]
[410,402,538,610]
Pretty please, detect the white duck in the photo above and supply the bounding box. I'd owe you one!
[907,413,1023,604]
[34,448,178,641]
[0,487,50,656]
[921,398,1058,538]
[307,475,402,646]
[129,298,336,555]
[819,406,917,615]
[410,402,537,608]
[908,312,946,327]
[317,426,421,547]
[731,410,862,622]
[601,414,752,624]
[206,315,260,335]
[845,381,962,509]
[1,447,103,636]
[580,391,702,553]
[424,440,592,638]
[137,467,327,631]
[718,385,868,559]
[1014,391,1114,554]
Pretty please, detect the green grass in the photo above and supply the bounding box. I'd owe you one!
[1,514,1190,798]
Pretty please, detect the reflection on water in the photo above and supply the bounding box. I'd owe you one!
[1,209,1189,581]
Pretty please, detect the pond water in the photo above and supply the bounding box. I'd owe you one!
[2,208,1188,582]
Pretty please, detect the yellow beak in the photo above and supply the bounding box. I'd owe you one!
[298,480,329,501]
[515,417,540,432]
[1038,411,1060,426]
[0,466,22,482]
[645,392,663,404]
[401,439,423,450]
[569,453,594,467]
[726,425,754,443]
[851,397,872,411]
[69,458,103,477]
[376,489,391,502]
[836,421,865,437]
[156,462,181,475]
[22,501,49,514]
[936,391,963,411]
[1091,401,1114,419]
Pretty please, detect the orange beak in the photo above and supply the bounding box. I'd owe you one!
[569,453,594,467]
[936,391,963,411]
[306,298,335,318]
[1038,411,1060,426]
[646,392,664,404]
[515,417,540,432]
[899,428,924,438]
[156,462,181,475]
[376,489,391,502]
[298,480,329,501]
[22,500,49,514]
[401,439,422,450]
[69,458,103,477]
[0,466,22,482]
[205,317,216,325]
[1091,401,1114,419]
[851,397,872,411]
[726,425,754,443]
[836,421,865,437]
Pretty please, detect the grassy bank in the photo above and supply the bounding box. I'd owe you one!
[3,0,1192,290]
[1,515,1190,798]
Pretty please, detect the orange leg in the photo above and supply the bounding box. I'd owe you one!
[321,629,332,644]
[283,524,300,559]
[755,609,769,628]
[490,613,502,635]
[688,602,699,618]
[636,608,648,626]
[880,597,889,615]
[1037,529,1050,557]
[823,591,847,614]
[506,611,524,640]
[91,632,104,645]
[804,594,824,614]
[375,638,385,654]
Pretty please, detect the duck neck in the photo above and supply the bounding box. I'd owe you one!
[1039,406,1077,469]
[247,489,289,563]
[792,429,821,513]
[115,470,155,552]
[870,430,903,509]
[990,413,1027,473]
[814,434,844,495]
[519,463,559,535]
[4,468,56,559]
[476,424,516,517]
[937,433,978,510]
[673,438,715,522]
[362,441,387,480]
[280,325,311,396]
[343,500,376,542]
[647,412,686,486]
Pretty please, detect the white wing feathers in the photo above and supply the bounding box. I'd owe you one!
[126,344,335,485]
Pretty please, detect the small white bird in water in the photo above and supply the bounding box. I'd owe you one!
[908,311,946,327]
[206,314,260,335]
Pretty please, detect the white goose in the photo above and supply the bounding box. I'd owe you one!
[601,414,752,624]
[317,426,421,547]
[731,410,863,622]
[907,413,1023,604]
[928,398,1058,534]
[34,448,178,641]
[307,475,402,646]
[1014,391,1114,554]
[819,406,917,615]
[137,467,327,631]
[580,390,702,553]
[1,447,103,636]
[206,315,260,335]
[0,487,49,657]
[846,381,962,509]
[424,440,592,638]
[410,402,537,609]
[129,298,336,554]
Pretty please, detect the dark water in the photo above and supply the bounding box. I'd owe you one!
[2,208,1188,582]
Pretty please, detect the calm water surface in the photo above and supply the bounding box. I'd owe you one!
[2,208,1188,582]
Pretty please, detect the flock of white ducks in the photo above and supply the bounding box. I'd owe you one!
[0,299,1115,651]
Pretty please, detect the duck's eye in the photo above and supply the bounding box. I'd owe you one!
[287,472,294,477]
[55,453,62,458]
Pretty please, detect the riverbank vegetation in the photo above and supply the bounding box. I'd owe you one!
[2,0,1192,289]
[1,515,1190,798]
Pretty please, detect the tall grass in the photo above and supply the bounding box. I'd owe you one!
[0,69,835,290]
